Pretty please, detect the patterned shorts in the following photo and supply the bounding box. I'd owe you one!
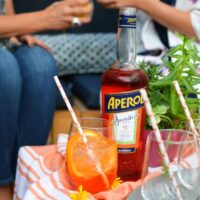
[35,33,116,76]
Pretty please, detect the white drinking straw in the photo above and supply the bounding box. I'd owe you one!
[173,80,198,137]
[140,88,183,200]
[54,76,87,143]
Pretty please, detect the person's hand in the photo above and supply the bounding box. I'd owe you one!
[96,0,142,9]
[20,35,52,52]
[41,0,93,30]
[9,35,52,52]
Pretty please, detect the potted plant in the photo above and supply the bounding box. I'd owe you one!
[140,36,200,130]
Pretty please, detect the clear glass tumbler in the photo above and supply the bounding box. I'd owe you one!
[66,117,118,194]
[141,129,200,200]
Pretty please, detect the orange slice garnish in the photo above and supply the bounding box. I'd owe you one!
[66,130,118,194]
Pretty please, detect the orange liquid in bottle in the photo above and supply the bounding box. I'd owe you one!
[101,67,148,181]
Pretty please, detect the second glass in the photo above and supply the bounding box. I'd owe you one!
[141,129,200,200]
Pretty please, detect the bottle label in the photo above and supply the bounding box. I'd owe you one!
[104,90,144,153]
[118,14,136,29]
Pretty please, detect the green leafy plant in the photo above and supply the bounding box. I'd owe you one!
[140,35,200,129]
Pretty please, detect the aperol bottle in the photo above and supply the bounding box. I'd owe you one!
[101,8,148,181]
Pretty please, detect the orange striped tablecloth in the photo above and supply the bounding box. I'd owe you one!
[14,134,140,200]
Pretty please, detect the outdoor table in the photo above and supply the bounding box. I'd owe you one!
[14,134,140,200]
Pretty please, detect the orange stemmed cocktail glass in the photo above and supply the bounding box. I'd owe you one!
[66,118,118,194]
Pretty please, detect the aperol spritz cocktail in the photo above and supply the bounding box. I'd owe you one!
[66,118,118,194]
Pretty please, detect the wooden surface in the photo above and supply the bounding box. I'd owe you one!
[51,110,100,144]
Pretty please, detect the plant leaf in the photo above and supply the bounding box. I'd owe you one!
[153,105,169,115]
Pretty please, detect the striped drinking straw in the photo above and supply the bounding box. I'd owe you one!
[54,76,111,187]
[54,76,87,143]
[173,80,198,137]
[140,88,183,200]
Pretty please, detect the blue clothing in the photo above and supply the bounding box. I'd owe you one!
[0,45,57,185]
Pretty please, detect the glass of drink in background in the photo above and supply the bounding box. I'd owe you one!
[66,118,118,194]
[141,129,200,200]
[78,0,93,18]
[69,0,93,21]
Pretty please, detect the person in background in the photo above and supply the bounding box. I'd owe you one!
[0,0,92,199]
[97,0,200,54]
[10,0,118,77]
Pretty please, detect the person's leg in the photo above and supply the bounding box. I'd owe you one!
[14,45,57,146]
[0,49,22,200]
